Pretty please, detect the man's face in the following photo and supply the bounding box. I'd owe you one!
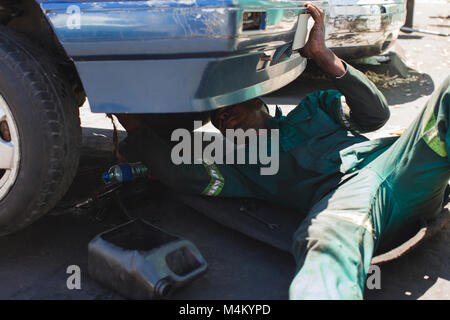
[211,98,270,135]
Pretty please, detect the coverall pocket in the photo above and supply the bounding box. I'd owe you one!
[288,104,340,138]
[289,130,357,175]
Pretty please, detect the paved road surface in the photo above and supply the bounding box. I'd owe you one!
[0,0,448,300]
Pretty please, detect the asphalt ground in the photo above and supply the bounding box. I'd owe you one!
[0,0,448,300]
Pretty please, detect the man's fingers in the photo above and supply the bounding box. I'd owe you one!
[306,3,324,25]
[317,7,324,22]
[305,3,319,18]
[113,113,143,133]
[306,4,320,22]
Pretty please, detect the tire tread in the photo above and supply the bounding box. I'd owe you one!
[0,26,81,235]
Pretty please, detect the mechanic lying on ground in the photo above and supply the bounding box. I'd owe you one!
[115,3,450,300]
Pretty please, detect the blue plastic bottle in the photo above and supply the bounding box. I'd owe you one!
[102,162,149,184]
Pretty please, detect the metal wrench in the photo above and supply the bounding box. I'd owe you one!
[239,205,279,230]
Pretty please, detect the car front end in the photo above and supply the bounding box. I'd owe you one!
[39,0,327,114]
[326,0,407,59]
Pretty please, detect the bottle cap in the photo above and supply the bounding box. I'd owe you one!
[102,172,112,184]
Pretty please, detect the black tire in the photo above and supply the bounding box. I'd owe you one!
[0,26,81,235]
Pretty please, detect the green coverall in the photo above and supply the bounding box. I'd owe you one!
[119,62,450,299]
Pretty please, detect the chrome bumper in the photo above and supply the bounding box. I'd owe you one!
[326,0,407,57]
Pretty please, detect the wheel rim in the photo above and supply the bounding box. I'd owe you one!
[0,94,20,202]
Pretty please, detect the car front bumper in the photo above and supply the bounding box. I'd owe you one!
[326,0,407,59]
[39,0,325,113]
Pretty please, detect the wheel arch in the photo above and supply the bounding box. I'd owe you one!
[0,0,86,106]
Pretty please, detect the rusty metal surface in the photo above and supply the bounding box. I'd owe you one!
[0,120,10,142]
[326,0,407,58]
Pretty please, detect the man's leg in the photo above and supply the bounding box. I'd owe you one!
[290,77,450,300]
[366,76,450,235]
[289,169,388,299]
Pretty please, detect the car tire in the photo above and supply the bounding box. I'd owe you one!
[0,26,81,235]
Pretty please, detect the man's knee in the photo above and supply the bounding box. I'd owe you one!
[421,76,450,158]
[440,76,450,95]
[292,210,374,259]
[290,211,376,299]
[291,214,336,264]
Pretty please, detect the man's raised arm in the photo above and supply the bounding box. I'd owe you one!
[301,2,390,133]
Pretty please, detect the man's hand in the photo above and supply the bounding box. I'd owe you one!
[299,2,327,59]
[114,114,143,133]
[299,2,346,78]
[112,114,143,162]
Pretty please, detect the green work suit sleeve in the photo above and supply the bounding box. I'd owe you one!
[119,126,269,199]
[309,61,390,133]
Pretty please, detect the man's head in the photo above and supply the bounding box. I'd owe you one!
[211,98,271,135]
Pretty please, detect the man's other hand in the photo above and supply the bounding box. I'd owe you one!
[114,114,143,133]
